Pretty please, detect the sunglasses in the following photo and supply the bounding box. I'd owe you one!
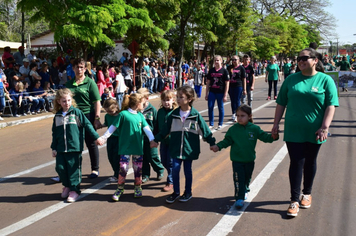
[297,56,315,62]
[231,59,238,61]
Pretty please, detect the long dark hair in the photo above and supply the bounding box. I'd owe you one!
[296,48,324,73]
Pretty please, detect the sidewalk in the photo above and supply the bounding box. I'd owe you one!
[0,93,162,130]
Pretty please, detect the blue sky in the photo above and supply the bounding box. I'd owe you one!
[325,0,355,45]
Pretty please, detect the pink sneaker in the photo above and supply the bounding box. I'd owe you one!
[61,187,70,198]
[67,191,79,203]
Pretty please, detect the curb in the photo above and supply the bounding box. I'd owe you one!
[0,114,55,129]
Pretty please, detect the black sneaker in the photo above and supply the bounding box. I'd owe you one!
[179,192,192,202]
[166,192,180,204]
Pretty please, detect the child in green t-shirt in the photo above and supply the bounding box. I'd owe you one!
[97,93,155,201]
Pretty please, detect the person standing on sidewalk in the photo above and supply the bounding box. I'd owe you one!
[66,58,102,179]
[272,48,339,217]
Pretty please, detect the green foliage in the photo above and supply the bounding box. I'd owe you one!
[18,0,172,58]
[0,0,49,42]
[213,0,256,57]
[253,14,312,59]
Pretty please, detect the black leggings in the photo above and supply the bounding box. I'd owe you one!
[286,142,321,202]
[84,112,99,172]
[268,80,278,97]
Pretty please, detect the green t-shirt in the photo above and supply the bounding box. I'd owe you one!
[65,76,101,114]
[336,61,351,71]
[283,63,292,75]
[112,110,149,155]
[266,63,280,80]
[104,113,120,136]
[276,72,339,144]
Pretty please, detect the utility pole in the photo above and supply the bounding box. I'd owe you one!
[336,38,339,56]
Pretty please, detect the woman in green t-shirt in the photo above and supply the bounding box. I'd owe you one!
[272,48,338,217]
[265,56,280,100]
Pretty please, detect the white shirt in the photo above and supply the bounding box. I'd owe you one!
[179,109,191,122]
[115,73,127,93]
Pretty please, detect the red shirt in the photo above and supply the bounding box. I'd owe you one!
[2,52,14,69]
[56,56,65,67]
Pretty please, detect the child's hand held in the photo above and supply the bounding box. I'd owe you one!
[210,145,219,152]
[150,141,158,148]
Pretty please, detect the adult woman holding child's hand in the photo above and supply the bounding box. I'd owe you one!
[272,48,339,217]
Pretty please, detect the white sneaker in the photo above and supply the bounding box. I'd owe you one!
[50,176,60,183]
[0,116,4,121]
[67,191,79,203]
[108,176,118,182]
[209,125,214,130]
[231,114,236,121]
[216,125,222,130]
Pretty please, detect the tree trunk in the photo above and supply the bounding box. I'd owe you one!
[21,12,25,47]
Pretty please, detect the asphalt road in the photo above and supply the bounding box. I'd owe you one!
[0,77,355,236]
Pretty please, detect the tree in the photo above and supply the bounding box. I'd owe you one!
[0,0,49,42]
[18,0,170,59]
[209,0,256,58]
[251,0,335,39]
[167,0,226,86]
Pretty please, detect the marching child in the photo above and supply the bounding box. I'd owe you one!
[97,93,155,201]
[137,88,164,183]
[51,88,100,203]
[101,98,121,182]
[210,104,279,209]
[156,90,178,191]
[151,86,216,203]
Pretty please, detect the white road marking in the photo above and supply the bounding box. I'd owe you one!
[0,169,133,236]
[207,144,288,236]
[0,146,106,183]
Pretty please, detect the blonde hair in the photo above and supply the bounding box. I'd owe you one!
[86,62,92,75]
[214,55,222,62]
[160,90,178,109]
[53,88,77,113]
[17,82,24,92]
[103,98,120,115]
[121,93,144,111]
[137,87,150,99]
